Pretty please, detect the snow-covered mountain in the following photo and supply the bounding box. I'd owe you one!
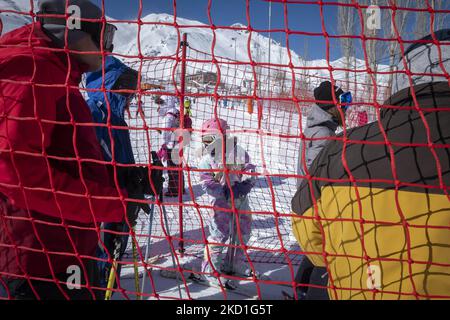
[114,14,302,65]
[1,2,388,96]
[113,13,388,98]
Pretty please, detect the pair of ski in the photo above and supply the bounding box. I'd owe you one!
[105,194,183,300]
[185,201,258,299]
[159,266,261,299]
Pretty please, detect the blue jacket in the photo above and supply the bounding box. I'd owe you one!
[85,56,135,165]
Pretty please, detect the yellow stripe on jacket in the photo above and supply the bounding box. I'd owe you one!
[292,186,450,300]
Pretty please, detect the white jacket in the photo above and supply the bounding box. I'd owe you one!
[159,95,180,149]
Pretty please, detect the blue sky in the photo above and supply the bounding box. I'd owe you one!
[92,0,447,62]
[92,0,347,60]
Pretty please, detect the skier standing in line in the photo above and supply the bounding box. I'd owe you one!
[295,80,352,299]
[156,95,187,197]
[0,0,134,300]
[297,81,351,188]
[292,29,450,300]
[85,55,163,290]
[195,118,259,289]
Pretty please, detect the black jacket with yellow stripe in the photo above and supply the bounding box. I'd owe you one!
[292,82,450,300]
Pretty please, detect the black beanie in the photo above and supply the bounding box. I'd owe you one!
[38,0,104,48]
[313,81,344,111]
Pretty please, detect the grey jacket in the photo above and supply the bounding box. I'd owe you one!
[296,104,338,188]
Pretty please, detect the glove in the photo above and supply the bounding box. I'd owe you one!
[235,179,253,198]
[126,201,142,228]
[223,179,253,200]
[157,144,169,162]
[213,171,223,182]
[118,161,165,226]
[126,166,164,197]
[119,152,164,197]
[118,185,147,228]
[122,167,151,227]
[149,151,165,197]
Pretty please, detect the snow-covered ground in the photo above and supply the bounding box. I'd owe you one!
[116,95,304,300]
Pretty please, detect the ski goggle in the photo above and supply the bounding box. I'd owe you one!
[91,22,117,52]
[339,91,352,112]
[202,135,217,146]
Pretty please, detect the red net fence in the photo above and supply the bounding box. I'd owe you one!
[125,42,391,266]
[0,0,449,300]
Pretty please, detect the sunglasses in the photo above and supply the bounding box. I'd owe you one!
[339,92,352,112]
[98,23,117,52]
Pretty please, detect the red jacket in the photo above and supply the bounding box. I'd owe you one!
[0,23,126,279]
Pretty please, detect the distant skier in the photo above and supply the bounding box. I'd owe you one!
[223,98,228,109]
[345,110,369,128]
[184,97,192,113]
[156,95,186,197]
[196,118,258,289]
[354,109,369,127]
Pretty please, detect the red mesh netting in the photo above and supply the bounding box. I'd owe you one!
[0,0,449,300]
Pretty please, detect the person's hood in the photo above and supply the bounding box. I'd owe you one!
[159,105,179,117]
[85,56,129,96]
[382,81,449,120]
[306,104,339,131]
[85,56,131,116]
[392,30,450,95]
[158,95,179,117]
[0,22,87,83]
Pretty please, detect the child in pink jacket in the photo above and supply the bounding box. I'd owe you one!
[196,118,258,288]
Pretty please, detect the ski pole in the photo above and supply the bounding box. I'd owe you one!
[227,195,246,276]
[131,234,141,300]
[141,198,155,295]
[105,234,122,300]
[105,206,139,300]
[161,199,183,299]
[227,204,238,275]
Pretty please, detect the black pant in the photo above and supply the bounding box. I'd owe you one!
[295,256,329,300]
[167,149,184,195]
[3,260,103,300]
